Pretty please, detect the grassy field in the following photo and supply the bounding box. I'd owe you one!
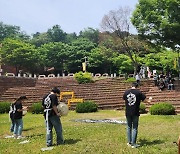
[0,110,179,154]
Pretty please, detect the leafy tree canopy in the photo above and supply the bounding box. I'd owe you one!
[131,0,180,49]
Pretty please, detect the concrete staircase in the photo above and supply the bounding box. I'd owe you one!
[0,77,180,114]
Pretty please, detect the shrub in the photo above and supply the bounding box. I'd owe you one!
[0,102,11,113]
[150,102,176,115]
[30,102,44,114]
[74,71,94,84]
[140,103,147,114]
[76,101,98,113]
[125,77,136,83]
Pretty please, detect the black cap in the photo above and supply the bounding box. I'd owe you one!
[51,87,60,94]
[17,95,27,101]
[132,82,138,88]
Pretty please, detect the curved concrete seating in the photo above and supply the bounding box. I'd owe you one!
[119,74,125,78]
[95,73,101,77]
[128,74,134,78]
[68,73,74,77]
[102,73,109,77]
[38,75,46,78]
[48,74,55,78]
[6,73,15,77]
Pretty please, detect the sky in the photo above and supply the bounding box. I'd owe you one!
[0,0,139,35]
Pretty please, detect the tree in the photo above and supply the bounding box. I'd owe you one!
[38,42,70,74]
[30,32,51,47]
[0,38,39,74]
[144,50,178,74]
[100,7,148,75]
[88,46,115,74]
[131,0,180,49]
[112,54,134,74]
[0,22,30,42]
[47,25,67,43]
[79,27,99,45]
[67,38,96,73]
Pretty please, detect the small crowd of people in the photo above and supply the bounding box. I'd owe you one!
[153,72,175,91]
[135,69,175,91]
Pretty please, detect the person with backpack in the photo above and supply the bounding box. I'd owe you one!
[13,96,28,139]
[9,99,16,135]
[42,87,64,147]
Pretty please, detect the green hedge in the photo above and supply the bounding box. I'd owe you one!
[76,101,98,113]
[30,102,44,114]
[74,71,94,84]
[150,102,176,115]
[124,77,136,83]
[0,102,11,113]
[140,103,146,114]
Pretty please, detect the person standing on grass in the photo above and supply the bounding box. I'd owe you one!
[123,82,146,148]
[42,87,64,147]
[9,99,16,135]
[13,96,28,139]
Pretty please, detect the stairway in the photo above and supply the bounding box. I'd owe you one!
[0,77,180,114]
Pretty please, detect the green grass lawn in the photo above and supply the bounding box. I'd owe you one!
[0,110,179,154]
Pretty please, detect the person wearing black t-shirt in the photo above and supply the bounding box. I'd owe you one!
[123,82,146,148]
[42,87,64,147]
[13,96,27,139]
[9,100,15,135]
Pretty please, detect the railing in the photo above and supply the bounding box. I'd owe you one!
[60,91,83,107]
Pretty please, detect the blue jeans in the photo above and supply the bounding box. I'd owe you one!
[46,115,64,146]
[10,119,15,133]
[14,118,23,136]
[126,116,139,145]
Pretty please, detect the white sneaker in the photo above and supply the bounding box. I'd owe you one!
[131,144,140,148]
[127,143,132,147]
[17,136,25,139]
[5,135,15,139]
[13,135,18,139]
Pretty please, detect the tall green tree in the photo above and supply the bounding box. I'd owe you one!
[88,47,114,74]
[0,38,39,74]
[144,50,178,74]
[30,32,51,47]
[79,27,99,45]
[0,22,30,42]
[67,38,96,73]
[47,25,67,43]
[131,0,180,49]
[38,42,70,74]
[112,54,134,74]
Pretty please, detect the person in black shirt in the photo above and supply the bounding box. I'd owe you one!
[42,87,64,147]
[9,99,16,135]
[13,96,27,139]
[123,82,146,148]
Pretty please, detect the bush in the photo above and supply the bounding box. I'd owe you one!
[150,102,176,115]
[74,71,94,84]
[76,101,98,113]
[0,102,11,113]
[30,102,44,114]
[125,77,136,83]
[140,103,146,114]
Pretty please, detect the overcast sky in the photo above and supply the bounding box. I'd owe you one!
[0,0,139,35]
